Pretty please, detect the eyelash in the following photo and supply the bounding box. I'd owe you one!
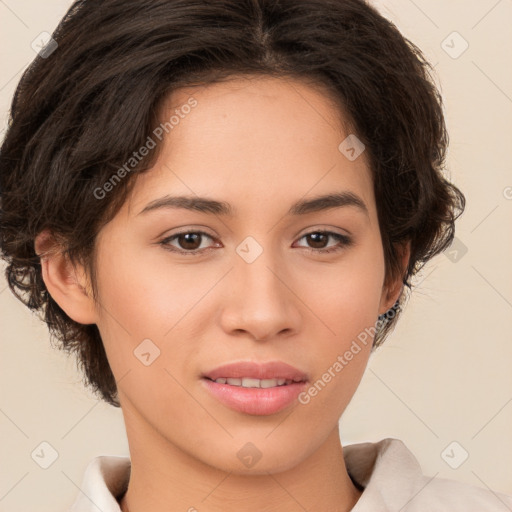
[159,229,353,256]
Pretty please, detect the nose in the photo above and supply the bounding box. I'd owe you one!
[218,244,302,342]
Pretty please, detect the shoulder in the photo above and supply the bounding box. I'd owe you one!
[344,438,512,511]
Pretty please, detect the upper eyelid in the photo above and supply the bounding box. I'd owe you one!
[163,223,352,237]
[162,227,349,240]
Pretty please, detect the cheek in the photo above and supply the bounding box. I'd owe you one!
[297,239,385,400]
[92,244,208,420]
[92,239,221,388]
[302,239,385,335]
[95,240,212,335]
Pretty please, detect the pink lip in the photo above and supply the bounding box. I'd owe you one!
[201,379,308,415]
[201,361,309,416]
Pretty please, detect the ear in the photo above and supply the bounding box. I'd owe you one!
[378,240,411,316]
[35,230,98,325]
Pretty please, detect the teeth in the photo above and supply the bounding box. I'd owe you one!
[214,377,297,388]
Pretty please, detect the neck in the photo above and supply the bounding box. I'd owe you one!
[118,405,362,512]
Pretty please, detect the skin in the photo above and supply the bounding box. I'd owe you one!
[37,75,409,512]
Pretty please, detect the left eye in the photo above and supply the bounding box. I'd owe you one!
[159,230,352,255]
[294,231,352,253]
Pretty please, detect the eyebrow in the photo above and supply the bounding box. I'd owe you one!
[138,191,369,218]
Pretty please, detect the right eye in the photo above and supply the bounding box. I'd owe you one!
[159,230,220,255]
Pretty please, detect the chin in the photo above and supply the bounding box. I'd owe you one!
[194,437,312,476]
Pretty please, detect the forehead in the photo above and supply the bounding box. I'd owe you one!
[125,75,375,220]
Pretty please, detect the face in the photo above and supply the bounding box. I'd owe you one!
[90,75,397,474]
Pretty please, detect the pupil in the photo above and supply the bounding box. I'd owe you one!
[309,233,327,248]
[180,233,200,249]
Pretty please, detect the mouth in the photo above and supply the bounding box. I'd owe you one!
[200,361,309,415]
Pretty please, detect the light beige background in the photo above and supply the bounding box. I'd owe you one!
[1,1,511,510]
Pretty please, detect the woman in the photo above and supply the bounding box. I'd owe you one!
[1,0,510,511]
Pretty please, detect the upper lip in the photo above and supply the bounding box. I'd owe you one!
[202,361,309,382]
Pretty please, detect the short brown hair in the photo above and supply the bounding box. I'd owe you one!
[0,0,465,407]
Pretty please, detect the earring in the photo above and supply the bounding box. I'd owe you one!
[378,299,401,322]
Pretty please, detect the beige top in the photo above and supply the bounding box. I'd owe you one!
[68,438,512,511]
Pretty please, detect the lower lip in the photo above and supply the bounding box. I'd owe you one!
[201,378,308,415]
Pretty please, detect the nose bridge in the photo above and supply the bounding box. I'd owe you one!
[235,234,285,301]
[220,234,301,339]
